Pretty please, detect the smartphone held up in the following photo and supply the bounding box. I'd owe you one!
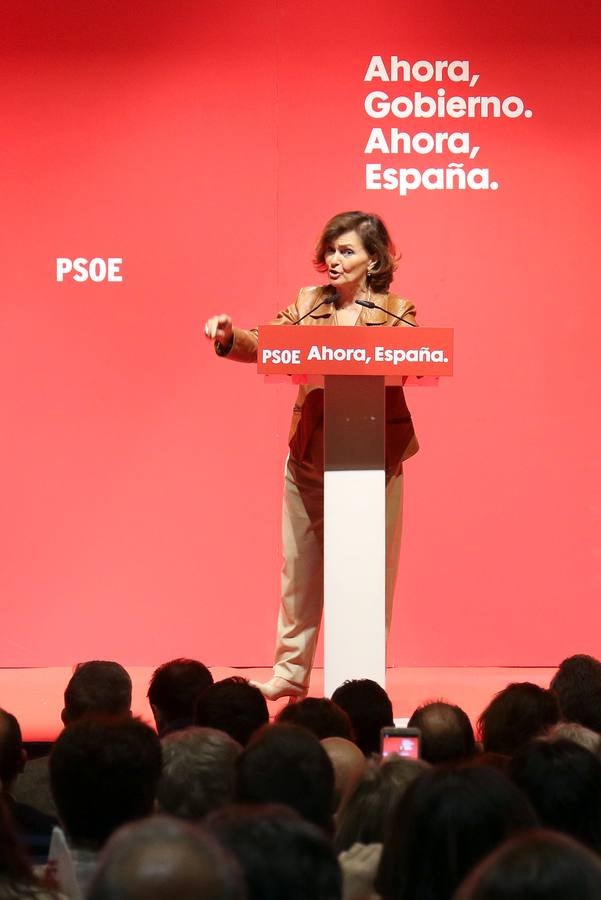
[380,726,421,759]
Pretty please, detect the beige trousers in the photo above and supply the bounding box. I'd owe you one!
[274,456,404,689]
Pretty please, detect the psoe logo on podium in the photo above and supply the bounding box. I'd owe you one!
[56,257,124,282]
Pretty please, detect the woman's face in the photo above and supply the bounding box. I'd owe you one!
[324,230,374,293]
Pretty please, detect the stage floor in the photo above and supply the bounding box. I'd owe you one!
[0,666,556,741]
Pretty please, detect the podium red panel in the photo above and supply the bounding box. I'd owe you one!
[257,326,454,376]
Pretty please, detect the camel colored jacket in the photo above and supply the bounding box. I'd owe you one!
[217,285,419,472]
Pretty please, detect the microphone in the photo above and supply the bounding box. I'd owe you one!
[293,292,337,325]
[355,298,418,326]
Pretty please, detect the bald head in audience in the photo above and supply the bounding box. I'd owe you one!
[87,816,246,900]
[321,737,366,813]
[408,700,476,765]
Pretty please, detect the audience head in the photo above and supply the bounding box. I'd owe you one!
[510,738,601,852]
[550,654,601,733]
[148,658,214,736]
[50,718,162,848]
[546,721,601,754]
[0,709,25,790]
[477,682,559,755]
[236,723,335,832]
[331,679,394,756]
[195,678,268,747]
[277,697,353,741]
[408,700,476,765]
[454,830,601,900]
[87,815,245,900]
[335,755,428,852]
[62,660,132,725]
[157,727,241,820]
[321,737,366,813]
[207,804,342,900]
[376,764,537,900]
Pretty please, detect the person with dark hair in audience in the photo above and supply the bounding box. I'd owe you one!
[550,653,601,733]
[321,737,366,817]
[61,661,132,724]
[0,709,56,864]
[0,796,59,899]
[277,698,354,741]
[236,723,335,834]
[408,700,476,765]
[87,816,246,900]
[48,718,162,897]
[148,658,214,736]
[15,660,132,819]
[207,804,342,900]
[157,727,241,821]
[335,756,428,853]
[195,677,269,747]
[477,682,559,756]
[376,764,537,900]
[510,738,601,853]
[331,679,394,756]
[454,830,601,900]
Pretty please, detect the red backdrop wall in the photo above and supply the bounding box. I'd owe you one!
[2,0,600,667]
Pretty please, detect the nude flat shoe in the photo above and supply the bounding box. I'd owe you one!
[249,676,308,702]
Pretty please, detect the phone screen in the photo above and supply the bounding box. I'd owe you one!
[381,735,420,759]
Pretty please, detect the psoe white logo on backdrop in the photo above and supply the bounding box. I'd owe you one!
[56,257,123,282]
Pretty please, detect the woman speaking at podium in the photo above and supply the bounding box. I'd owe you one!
[204,211,418,701]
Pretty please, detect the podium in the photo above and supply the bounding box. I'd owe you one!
[258,325,453,696]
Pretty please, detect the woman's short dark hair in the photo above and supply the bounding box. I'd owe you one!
[236,723,335,833]
[50,718,162,848]
[195,677,268,747]
[510,738,601,852]
[477,682,560,756]
[206,804,342,900]
[550,654,601,732]
[454,829,601,900]
[276,697,353,741]
[331,678,394,756]
[313,211,398,293]
[376,764,537,900]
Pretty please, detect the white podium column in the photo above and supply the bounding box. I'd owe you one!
[323,375,386,697]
